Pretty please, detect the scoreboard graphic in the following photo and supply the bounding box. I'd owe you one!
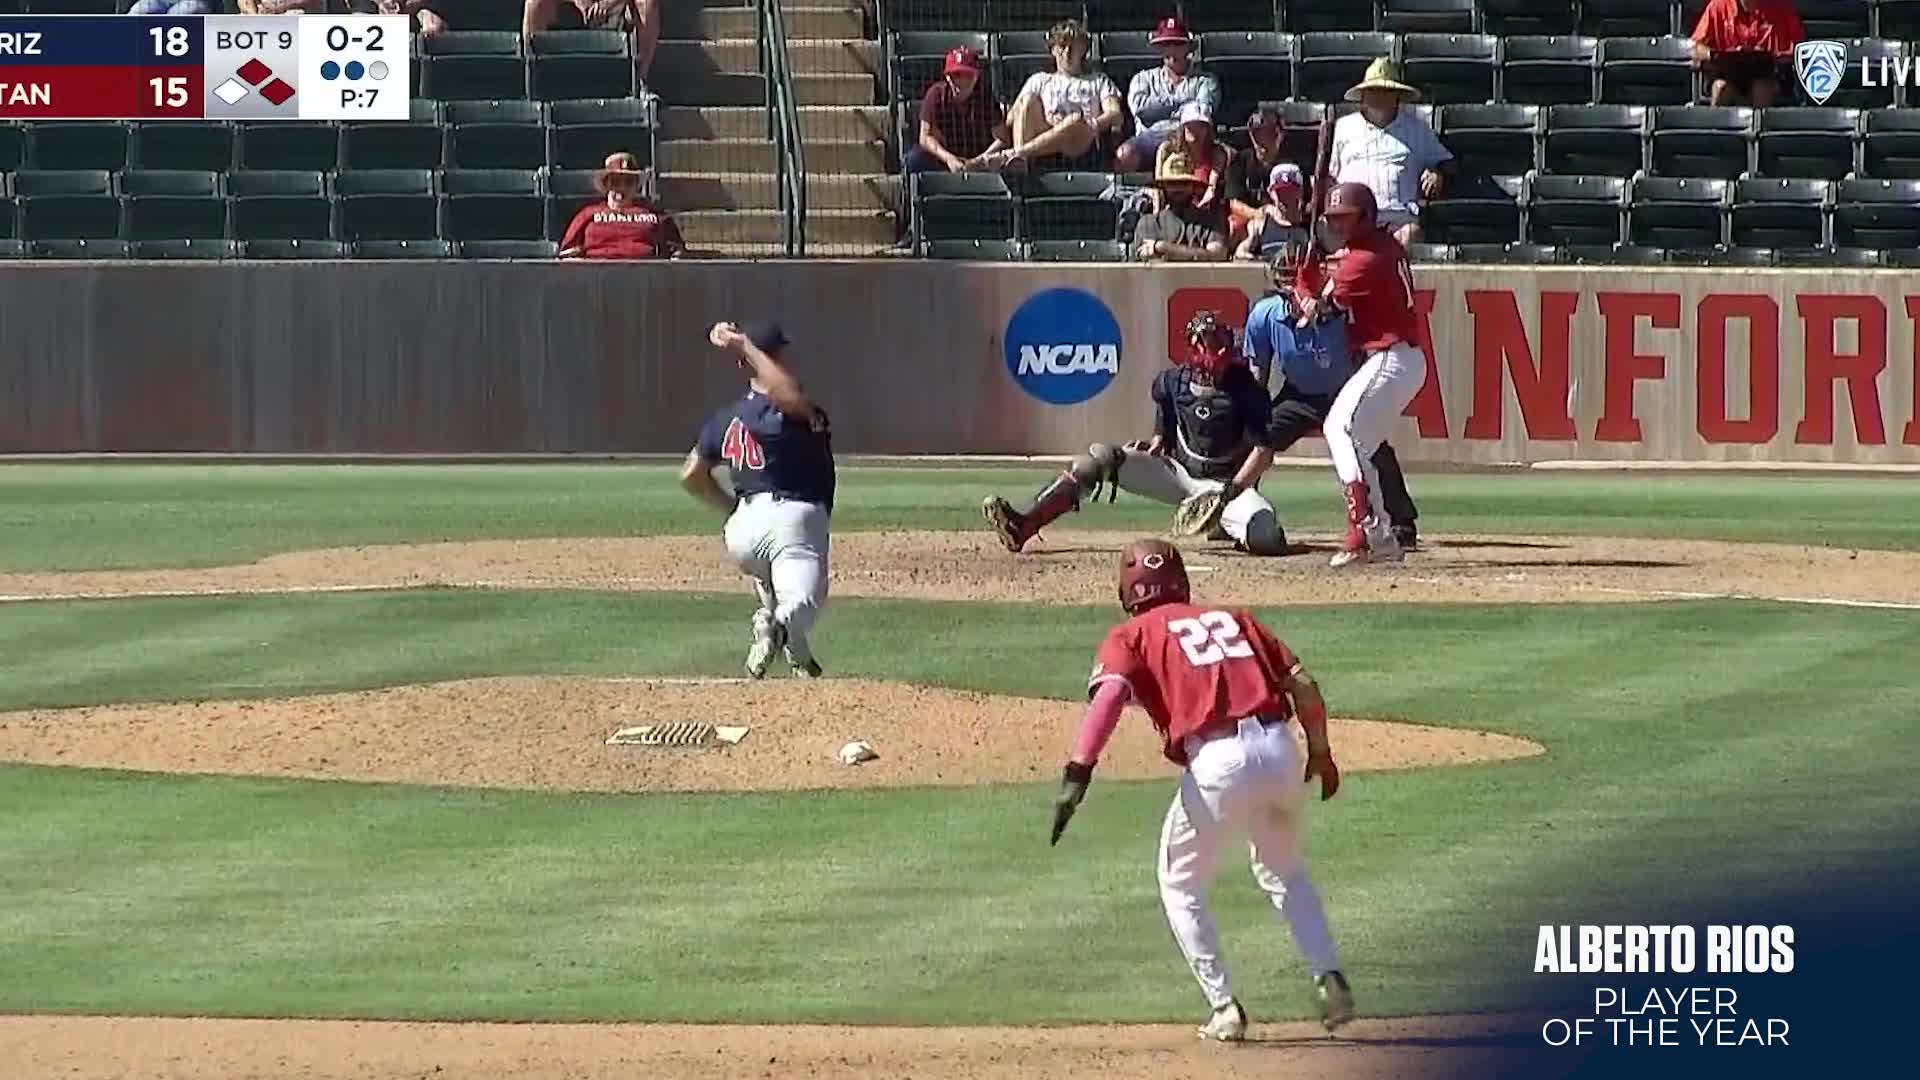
[0,14,409,121]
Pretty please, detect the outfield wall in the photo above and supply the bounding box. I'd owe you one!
[0,261,1916,464]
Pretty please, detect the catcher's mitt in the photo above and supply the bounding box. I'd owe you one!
[1171,484,1236,538]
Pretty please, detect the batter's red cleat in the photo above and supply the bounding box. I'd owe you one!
[981,496,1028,553]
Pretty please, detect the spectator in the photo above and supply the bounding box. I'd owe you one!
[1008,19,1126,171]
[1134,149,1229,263]
[1234,163,1308,260]
[558,152,686,260]
[525,0,663,84]
[1224,105,1290,250]
[234,0,323,13]
[1152,102,1229,212]
[907,47,1015,176]
[1330,58,1454,245]
[1690,0,1805,107]
[128,1,211,12]
[344,1,447,35]
[1114,17,1221,174]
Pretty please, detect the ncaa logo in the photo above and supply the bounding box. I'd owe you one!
[1795,40,1847,105]
[1004,287,1122,405]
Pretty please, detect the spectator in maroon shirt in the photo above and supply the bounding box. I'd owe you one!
[898,46,1016,242]
[558,152,686,260]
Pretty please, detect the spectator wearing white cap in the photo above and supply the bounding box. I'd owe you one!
[1329,58,1455,244]
[1152,102,1229,213]
[1114,17,1221,174]
[1235,163,1309,260]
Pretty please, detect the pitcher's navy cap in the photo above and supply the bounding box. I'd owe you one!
[742,321,790,353]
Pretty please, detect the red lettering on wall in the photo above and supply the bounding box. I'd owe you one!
[1905,298,1920,446]
[1594,292,1680,443]
[1695,294,1780,444]
[1462,290,1579,441]
[1167,287,1250,365]
[1405,288,1448,438]
[1795,295,1888,446]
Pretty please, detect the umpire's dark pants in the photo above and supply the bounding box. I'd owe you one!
[1269,384,1419,534]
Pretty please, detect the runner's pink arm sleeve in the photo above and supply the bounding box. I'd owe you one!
[1071,680,1132,766]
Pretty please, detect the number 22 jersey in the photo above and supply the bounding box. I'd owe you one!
[1086,602,1300,766]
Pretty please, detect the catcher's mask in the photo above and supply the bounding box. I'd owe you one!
[1183,310,1237,381]
[1265,240,1309,291]
[1118,539,1191,615]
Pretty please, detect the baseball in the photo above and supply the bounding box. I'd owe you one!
[837,740,878,766]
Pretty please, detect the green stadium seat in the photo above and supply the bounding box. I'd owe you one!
[1862,109,1920,178]
[1404,241,1456,262]
[914,171,1015,243]
[134,238,238,260]
[1730,178,1829,250]
[445,100,547,169]
[922,237,1023,259]
[1262,101,1325,174]
[1296,32,1396,106]
[1650,106,1752,180]
[1581,0,1674,37]
[529,31,635,102]
[1666,244,1770,267]
[242,238,350,259]
[120,170,226,241]
[1379,0,1477,35]
[341,101,445,170]
[1502,36,1597,107]
[1086,1,1167,34]
[0,123,21,172]
[1883,1,1920,41]
[1527,174,1626,246]
[229,171,333,241]
[353,238,457,259]
[1091,31,1160,95]
[890,31,989,106]
[460,239,559,259]
[546,98,654,170]
[1282,0,1370,34]
[1437,104,1538,176]
[1756,108,1860,181]
[1599,37,1695,106]
[1629,175,1727,248]
[991,33,1055,105]
[1199,33,1292,121]
[29,238,129,259]
[1421,173,1524,246]
[25,121,128,170]
[886,0,986,34]
[1017,171,1116,242]
[236,121,339,172]
[1482,0,1577,36]
[440,168,546,240]
[1403,34,1497,106]
[1544,104,1644,175]
[1833,178,1920,250]
[0,238,26,258]
[421,31,527,101]
[986,0,1080,34]
[1026,239,1128,261]
[15,170,120,240]
[130,122,233,171]
[1799,1,1872,41]
[544,168,603,239]
[334,169,440,241]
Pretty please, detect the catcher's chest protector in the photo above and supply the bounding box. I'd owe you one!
[1172,372,1257,480]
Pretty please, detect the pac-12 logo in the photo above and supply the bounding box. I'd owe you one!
[1003,287,1122,405]
[1794,40,1847,105]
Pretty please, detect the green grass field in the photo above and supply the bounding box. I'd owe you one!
[0,466,1914,1025]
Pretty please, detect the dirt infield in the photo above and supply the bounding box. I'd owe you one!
[0,677,1541,792]
[2,530,1915,607]
[0,1014,1565,1080]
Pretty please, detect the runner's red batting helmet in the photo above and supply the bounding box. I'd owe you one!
[1323,182,1377,223]
[1118,539,1191,615]
[1183,310,1237,381]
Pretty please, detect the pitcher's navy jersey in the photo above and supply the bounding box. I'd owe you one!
[1243,291,1352,397]
[695,391,836,511]
[1151,364,1273,480]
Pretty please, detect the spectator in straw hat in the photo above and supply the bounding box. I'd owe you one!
[1329,58,1455,244]
[1134,149,1228,262]
[558,152,685,260]
[1115,16,1221,174]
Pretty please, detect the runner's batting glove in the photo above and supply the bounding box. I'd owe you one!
[1304,746,1341,801]
[1050,761,1095,845]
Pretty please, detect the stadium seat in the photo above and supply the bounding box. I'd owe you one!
[922,237,1024,259]
[990,29,1052,57]
[25,122,128,170]
[0,124,22,172]
[1093,31,1161,93]
[1774,246,1878,269]
[1481,0,1577,36]
[342,101,445,170]
[236,121,338,172]
[1799,0,1872,41]
[914,171,1015,242]
[334,170,441,241]
[528,31,634,102]
[1401,35,1497,106]
[1379,0,1476,35]
[242,238,348,260]
[886,0,986,33]
[1296,32,1398,106]
[1281,0,1373,33]
[1086,1,1169,34]
[353,238,457,259]
[1501,36,1597,107]
[546,98,655,170]
[440,169,546,241]
[29,238,129,259]
[1730,178,1829,249]
[1629,175,1727,248]
[421,31,527,102]
[1027,239,1128,261]
[1598,37,1695,106]
[1579,0,1674,37]
[1198,33,1293,119]
[1882,1,1920,41]
[1650,106,1752,180]
[1563,242,1664,265]
[1182,0,1278,33]
[130,122,233,171]
[14,170,119,240]
[892,31,990,105]
[460,239,559,259]
[1404,241,1456,262]
[1422,173,1524,245]
[0,182,13,239]
[1526,174,1626,245]
[1755,108,1859,181]
[134,239,237,260]
[1862,109,1920,178]
[1267,100,1326,172]
[1544,104,1645,175]
[445,100,547,169]
[1818,40,1900,110]
[0,239,31,259]
[119,170,226,241]
[1832,178,1920,250]
[992,33,1055,103]
[544,168,602,240]
[986,0,1081,34]
[1436,103,1538,176]
[1670,244,1772,267]
[1017,171,1116,242]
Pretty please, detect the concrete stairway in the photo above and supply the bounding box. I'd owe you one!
[653,0,897,255]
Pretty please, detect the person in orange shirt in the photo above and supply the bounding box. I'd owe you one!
[1690,0,1806,107]
[558,152,686,260]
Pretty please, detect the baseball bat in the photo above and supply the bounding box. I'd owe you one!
[1295,104,1338,299]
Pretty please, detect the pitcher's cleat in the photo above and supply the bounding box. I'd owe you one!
[783,630,823,679]
[1197,999,1249,1042]
[1316,971,1356,1033]
[745,617,783,679]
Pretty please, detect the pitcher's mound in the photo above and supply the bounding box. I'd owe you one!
[0,677,1542,793]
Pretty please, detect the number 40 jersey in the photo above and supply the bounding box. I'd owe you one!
[695,390,836,511]
[1086,603,1301,767]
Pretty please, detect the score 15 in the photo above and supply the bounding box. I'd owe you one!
[138,18,203,118]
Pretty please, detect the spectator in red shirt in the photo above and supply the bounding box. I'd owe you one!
[898,46,1015,244]
[558,152,685,260]
[1691,0,1806,107]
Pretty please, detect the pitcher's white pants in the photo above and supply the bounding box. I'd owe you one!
[722,493,831,641]
[1114,453,1282,552]
[1159,718,1342,1010]
[1326,342,1426,526]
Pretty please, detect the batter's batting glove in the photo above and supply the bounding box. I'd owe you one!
[1050,761,1095,845]
[1304,747,1341,802]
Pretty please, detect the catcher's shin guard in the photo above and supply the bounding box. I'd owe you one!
[1024,471,1084,533]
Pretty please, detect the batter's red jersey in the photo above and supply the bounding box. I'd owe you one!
[1086,601,1301,767]
[1330,226,1418,353]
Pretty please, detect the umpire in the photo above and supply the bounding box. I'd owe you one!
[1244,247,1420,549]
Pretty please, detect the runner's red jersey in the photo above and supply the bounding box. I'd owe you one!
[1086,601,1300,766]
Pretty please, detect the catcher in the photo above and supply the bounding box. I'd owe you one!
[982,311,1287,556]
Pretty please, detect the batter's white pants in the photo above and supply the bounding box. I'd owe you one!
[1326,342,1426,526]
[722,493,831,643]
[1160,718,1342,1011]
[1114,452,1283,552]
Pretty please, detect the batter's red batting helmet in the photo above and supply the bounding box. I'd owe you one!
[1118,539,1191,615]
[1324,182,1377,223]
[1183,310,1237,381]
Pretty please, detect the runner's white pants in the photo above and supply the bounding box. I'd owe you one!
[1114,453,1283,552]
[1160,718,1342,1010]
[1326,342,1426,526]
[722,492,831,641]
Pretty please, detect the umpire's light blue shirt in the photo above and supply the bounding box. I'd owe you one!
[1243,291,1352,397]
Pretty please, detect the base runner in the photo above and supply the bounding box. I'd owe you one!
[981,311,1288,556]
[678,321,833,679]
[1049,539,1355,1041]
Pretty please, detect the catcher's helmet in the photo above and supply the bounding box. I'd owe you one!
[1183,310,1237,380]
[1323,182,1377,223]
[1118,538,1191,615]
[1265,239,1309,287]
